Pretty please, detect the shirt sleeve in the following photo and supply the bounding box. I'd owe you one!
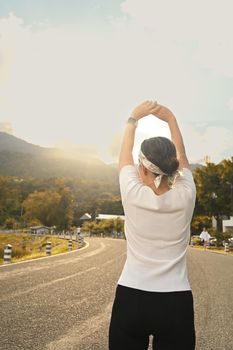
[119,164,142,203]
[175,167,196,197]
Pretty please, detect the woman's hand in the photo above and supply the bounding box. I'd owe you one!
[151,103,175,123]
[131,100,158,120]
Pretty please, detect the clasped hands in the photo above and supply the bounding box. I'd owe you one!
[131,100,175,123]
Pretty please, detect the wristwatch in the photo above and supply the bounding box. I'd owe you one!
[127,117,138,127]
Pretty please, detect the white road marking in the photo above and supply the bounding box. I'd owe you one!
[0,242,106,279]
[0,252,126,301]
[45,302,113,350]
[0,267,97,301]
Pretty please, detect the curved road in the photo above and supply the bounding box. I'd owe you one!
[0,237,232,350]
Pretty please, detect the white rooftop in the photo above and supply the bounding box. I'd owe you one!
[80,213,92,220]
[96,214,125,221]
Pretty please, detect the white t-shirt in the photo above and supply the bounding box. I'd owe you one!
[118,164,196,292]
[199,231,211,242]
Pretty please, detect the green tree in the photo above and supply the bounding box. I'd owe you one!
[56,186,75,230]
[114,217,125,237]
[191,215,212,235]
[28,218,43,227]
[0,176,22,225]
[23,190,61,227]
[5,217,17,230]
[217,158,233,216]
[194,159,233,231]
[81,218,124,237]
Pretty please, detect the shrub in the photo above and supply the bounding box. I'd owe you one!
[191,236,202,246]
[5,218,18,230]
[208,229,225,247]
[81,218,124,237]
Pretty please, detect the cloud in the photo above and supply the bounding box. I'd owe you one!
[108,130,123,160]
[0,14,117,147]
[119,0,233,78]
[0,13,199,149]
[54,140,99,161]
[120,0,232,38]
[0,121,14,134]
[0,11,232,165]
[182,124,233,164]
[109,121,233,165]
[228,97,233,111]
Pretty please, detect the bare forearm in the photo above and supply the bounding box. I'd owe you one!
[118,123,136,166]
[168,116,185,155]
[167,115,189,168]
[118,100,157,169]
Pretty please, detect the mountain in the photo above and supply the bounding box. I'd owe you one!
[0,132,202,178]
[189,163,203,171]
[0,132,47,155]
[0,132,116,179]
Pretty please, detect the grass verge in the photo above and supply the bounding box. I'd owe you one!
[0,233,79,264]
[190,244,233,256]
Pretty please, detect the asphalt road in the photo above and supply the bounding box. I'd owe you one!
[0,237,232,350]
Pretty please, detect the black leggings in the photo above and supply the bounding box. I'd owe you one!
[108,284,196,350]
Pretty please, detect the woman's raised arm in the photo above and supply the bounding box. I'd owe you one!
[152,104,189,169]
[118,100,158,173]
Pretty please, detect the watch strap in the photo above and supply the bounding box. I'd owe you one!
[127,117,138,127]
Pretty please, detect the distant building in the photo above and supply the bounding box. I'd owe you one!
[30,226,50,235]
[80,213,92,222]
[222,216,233,234]
[95,214,125,221]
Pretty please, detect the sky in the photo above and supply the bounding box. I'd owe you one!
[0,0,233,165]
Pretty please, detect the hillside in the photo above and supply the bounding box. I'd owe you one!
[0,132,116,179]
[0,132,47,155]
[0,132,202,178]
